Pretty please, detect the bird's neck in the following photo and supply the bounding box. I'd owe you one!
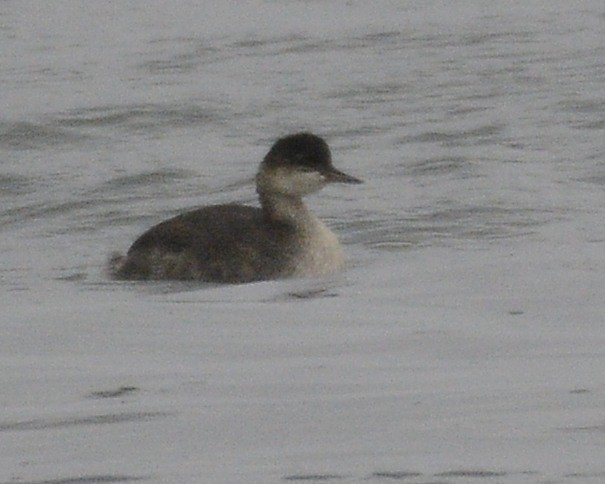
[258,191,311,228]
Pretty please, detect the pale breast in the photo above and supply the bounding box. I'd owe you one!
[292,214,345,277]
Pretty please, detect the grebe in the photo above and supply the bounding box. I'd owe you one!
[111,132,362,283]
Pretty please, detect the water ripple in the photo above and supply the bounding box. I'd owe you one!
[0,174,34,196]
[399,124,505,147]
[56,103,220,133]
[0,121,90,151]
[0,411,170,432]
[3,476,146,484]
[345,205,553,250]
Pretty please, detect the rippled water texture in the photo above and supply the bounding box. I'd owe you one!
[1,1,604,483]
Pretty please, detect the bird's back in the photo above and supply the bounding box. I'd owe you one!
[112,204,299,283]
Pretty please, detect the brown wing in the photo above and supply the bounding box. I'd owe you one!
[123,204,298,282]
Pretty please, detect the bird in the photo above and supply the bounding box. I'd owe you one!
[110,132,362,283]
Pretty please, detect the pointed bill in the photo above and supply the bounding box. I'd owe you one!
[324,167,363,184]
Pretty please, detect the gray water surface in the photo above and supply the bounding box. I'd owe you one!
[2,2,605,483]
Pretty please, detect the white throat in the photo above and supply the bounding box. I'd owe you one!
[255,167,344,276]
[256,166,327,198]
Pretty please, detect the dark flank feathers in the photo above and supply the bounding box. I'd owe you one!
[114,205,299,283]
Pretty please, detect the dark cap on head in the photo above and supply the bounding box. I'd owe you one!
[263,132,362,184]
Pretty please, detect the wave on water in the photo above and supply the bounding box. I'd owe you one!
[55,103,221,133]
[0,121,91,151]
[0,103,220,154]
[0,168,200,232]
[0,173,34,196]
